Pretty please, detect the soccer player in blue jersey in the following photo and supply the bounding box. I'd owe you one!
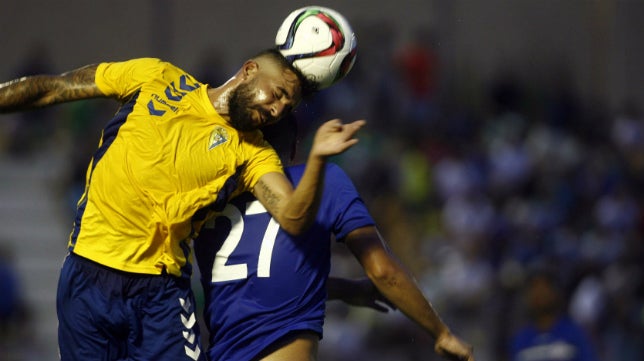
[0,49,365,361]
[193,117,475,361]
[509,266,599,361]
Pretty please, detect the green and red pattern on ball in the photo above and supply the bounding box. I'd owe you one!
[336,46,357,82]
[278,9,345,61]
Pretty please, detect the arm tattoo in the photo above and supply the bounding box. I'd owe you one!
[0,64,103,112]
[256,179,281,215]
[57,65,104,101]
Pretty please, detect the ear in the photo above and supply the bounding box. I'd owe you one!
[241,60,259,80]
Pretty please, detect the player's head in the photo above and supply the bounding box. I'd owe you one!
[261,112,298,163]
[228,48,316,132]
[523,264,564,318]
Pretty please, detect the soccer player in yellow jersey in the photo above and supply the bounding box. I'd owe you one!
[0,49,365,361]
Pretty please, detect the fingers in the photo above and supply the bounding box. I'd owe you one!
[342,138,359,148]
[334,120,366,143]
[344,119,366,127]
[371,304,390,313]
[311,118,366,157]
[435,335,474,361]
[380,298,396,310]
[322,118,343,130]
[322,118,366,131]
[441,350,474,361]
[342,119,366,134]
[351,119,367,127]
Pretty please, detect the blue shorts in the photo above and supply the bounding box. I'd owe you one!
[57,253,205,361]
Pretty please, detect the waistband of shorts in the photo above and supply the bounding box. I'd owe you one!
[68,252,172,278]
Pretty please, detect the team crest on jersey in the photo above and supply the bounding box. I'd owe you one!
[208,126,229,150]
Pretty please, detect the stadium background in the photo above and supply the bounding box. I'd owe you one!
[1,1,643,360]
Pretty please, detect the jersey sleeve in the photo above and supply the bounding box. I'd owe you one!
[324,163,375,241]
[95,58,164,100]
[239,134,285,191]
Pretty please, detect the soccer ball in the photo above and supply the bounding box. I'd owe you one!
[276,6,357,90]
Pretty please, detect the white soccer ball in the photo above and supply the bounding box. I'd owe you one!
[276,6,357,90]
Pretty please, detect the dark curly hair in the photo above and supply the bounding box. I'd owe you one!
[250,48,318,99]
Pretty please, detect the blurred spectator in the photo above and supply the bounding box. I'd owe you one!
[0,245,20,332]
[394,26,440,130]
[3,43,57,157]
[509,265,600,361]
[0,244,33,360]
[4,12,644,361]
[599,249,644,361]
[432,148,484,201]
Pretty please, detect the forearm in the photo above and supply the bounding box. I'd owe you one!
[348,228,450,338]
[0,75,58,112]
[348,227,473,360]
[370,265,450,339]
[278,153,326,235]
[0,64,102,113]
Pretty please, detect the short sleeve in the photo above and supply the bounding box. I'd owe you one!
[95,58,164,99]
[239,135,285,191]
[325,163,375,240]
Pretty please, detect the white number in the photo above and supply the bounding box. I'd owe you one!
[207,201,279,283]
[257,218,279,277]
[210,203,247,282]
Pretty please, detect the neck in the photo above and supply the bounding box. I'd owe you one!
[534,312,559,331]
[207,75,238,118]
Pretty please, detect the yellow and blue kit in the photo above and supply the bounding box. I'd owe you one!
[58,58,284,361]
[68,58,284,278]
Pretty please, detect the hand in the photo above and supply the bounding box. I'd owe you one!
[338,278,395,313]
[309,119,366,159]
[435,332,475,361]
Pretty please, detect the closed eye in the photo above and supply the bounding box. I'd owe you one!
[277,87,291,100]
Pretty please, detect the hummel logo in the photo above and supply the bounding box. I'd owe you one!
[179,297,192,313]
[181,313,196,329]
[179,297,201,360]
[183,330,196,344]
[184,344,201,360]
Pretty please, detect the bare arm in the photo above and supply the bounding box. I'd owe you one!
[327,277,394,313]
[252,118,365,235]
[345,226,475,361]
[0,64,105,113]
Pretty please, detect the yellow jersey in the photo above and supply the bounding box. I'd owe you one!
[68,58,284,277]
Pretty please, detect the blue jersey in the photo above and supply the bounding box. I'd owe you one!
[510,316,599,361]
[193,163,374,361]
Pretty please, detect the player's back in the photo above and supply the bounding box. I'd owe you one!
[194,163,374,361]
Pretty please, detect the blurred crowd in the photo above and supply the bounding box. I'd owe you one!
[1,24,643,361]
[305,25,644,361]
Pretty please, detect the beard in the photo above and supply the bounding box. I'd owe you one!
[228,80,256,131]
[228,79,274,132]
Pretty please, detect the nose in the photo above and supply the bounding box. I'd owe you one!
[270,99,292,119]
[270,102,284,117]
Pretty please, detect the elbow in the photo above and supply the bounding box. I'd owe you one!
[365,260,399,288]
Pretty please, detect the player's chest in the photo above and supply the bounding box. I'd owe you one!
[121,113,245,189]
